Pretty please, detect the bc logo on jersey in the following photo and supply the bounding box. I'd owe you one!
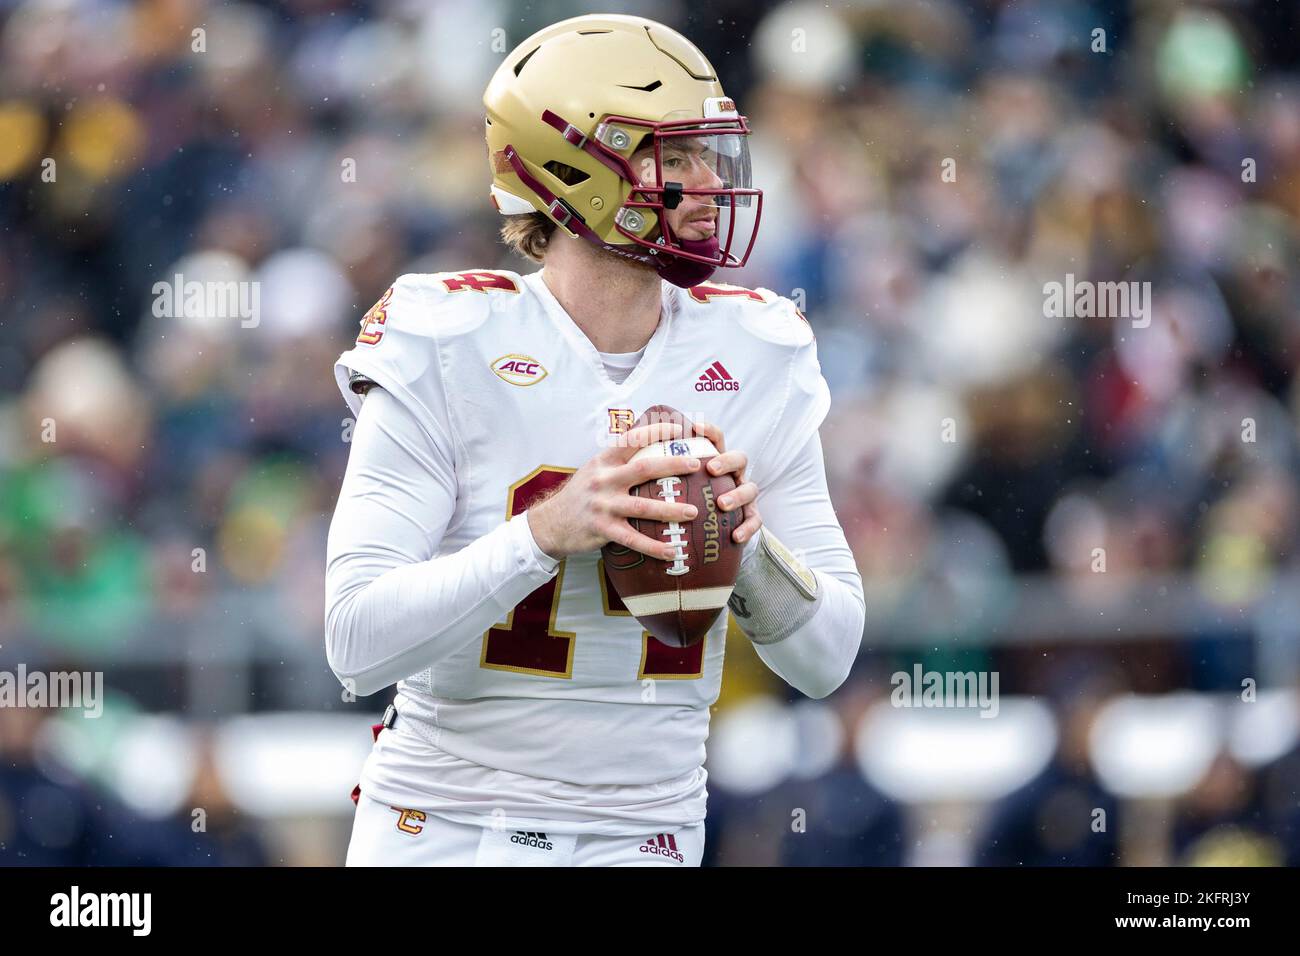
[608,409,635,434]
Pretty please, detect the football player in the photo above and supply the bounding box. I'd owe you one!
[327,13,865,866]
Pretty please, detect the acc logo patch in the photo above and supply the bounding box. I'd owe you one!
[491,353,548,387]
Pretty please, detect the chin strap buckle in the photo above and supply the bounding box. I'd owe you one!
[547,199,573,227]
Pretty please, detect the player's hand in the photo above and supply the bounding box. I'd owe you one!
[691,420,762,545]
[526,422,702,561]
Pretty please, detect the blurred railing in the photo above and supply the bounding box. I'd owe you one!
[3,571,1298,714]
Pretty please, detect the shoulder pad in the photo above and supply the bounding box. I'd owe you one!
[682,282,814,348]
[421,269,526,336]
[423,268,525,299]
[354,269,525,346]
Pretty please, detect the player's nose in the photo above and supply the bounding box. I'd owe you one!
[682,156,723,191]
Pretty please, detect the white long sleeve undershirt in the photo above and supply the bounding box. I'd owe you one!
[740,433,866,699]
[325,385,864,698]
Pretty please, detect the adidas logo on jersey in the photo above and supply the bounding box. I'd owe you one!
[640,833,684,863]
[511,831,553,850]
[695,361,739,392]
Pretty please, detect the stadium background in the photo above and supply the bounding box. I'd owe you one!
[2,0,1299,866]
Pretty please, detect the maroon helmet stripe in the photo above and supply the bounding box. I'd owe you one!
[540,110,636,183]
[502,144,654,265]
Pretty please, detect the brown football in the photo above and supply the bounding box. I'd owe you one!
[601,405,743,648]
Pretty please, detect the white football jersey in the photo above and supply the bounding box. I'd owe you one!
[333,267,830,831]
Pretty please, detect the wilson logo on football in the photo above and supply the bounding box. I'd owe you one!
[695,360,740,392]
[492,353,548,387]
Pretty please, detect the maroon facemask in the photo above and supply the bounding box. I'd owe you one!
[505,108,763,289]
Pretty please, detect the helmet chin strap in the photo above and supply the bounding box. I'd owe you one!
[653,234,719,288]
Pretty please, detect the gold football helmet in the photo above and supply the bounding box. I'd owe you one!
[483,14,762,286]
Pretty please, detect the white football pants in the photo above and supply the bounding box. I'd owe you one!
[345,793,704,867]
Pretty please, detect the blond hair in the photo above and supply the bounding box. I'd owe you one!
[499,212,556,262]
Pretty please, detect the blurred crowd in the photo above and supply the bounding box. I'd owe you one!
[1,0,1299,864]
[704,667,1300,866]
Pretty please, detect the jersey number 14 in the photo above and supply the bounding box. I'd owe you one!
[480,466,707,680]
